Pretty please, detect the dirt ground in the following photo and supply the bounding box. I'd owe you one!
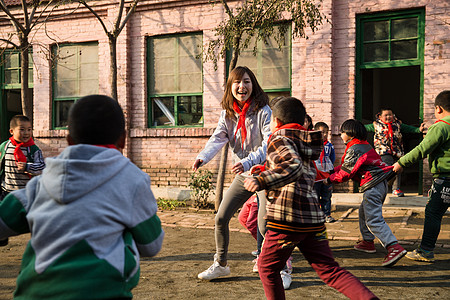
[1,220,449,300]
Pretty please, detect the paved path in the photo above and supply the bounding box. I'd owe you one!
[159,205,450,249]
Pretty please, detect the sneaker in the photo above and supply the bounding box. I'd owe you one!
[0,238,8,247]
[392,189,405,197]
[251,250,260,257]
[198,261,231,280]
[325,215,336,223]
[405,248,435,263]
[285,256,293,274]
[354,240,376,253]
[280,270,292,290]
[382,243,407,267]
[252,256,259,273]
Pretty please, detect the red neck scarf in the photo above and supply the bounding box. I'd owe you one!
[94,144,118,150]
[269,123,306,141]
[9,137,35,163]
[233,99,252,147]
[381,120,395,152]
[341,138,369,164]
[319,139,328,163]
[435,119,450,126]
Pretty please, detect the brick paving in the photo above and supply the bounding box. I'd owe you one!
[158,206,450,248]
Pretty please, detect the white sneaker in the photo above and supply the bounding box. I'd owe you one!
[198,261,231,280]
[252,256,259,273]
[280,270,292,290]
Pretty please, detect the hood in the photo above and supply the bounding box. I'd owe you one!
[271,128,323,161]
[41,144,130,204]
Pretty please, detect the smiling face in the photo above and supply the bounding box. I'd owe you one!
[10,120,32,143]
[379,109,394,123]
[231,72,253,105]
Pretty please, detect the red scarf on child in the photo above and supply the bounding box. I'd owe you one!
[319,139,328,164]
[435,119,450,126]
[269,123,306,141]
[9,137,35,163]
[233,99,252,148]
[94,144,118,150]
[341,138,369,164]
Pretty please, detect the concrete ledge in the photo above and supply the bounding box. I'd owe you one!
[152,187,191,201]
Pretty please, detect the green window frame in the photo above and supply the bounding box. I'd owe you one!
[147,32,203,128]
[356,9,425,120]
[227,24,292,100]
[52,42,99,129]
[1,49,33,89]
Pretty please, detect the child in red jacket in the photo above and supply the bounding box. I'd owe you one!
[324,119,406,267]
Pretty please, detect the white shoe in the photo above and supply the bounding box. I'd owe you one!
[198,261,231,280]
[252,256,259,273]
[281,270,292,290]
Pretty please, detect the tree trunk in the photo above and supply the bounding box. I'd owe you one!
[109,36,118,100]
[20,39,32,122]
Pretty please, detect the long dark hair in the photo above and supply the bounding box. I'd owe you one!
[221,66,269,120]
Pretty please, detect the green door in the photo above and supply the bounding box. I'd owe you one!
[356,9,425,194]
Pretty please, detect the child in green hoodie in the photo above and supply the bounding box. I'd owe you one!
[393,90,450,262]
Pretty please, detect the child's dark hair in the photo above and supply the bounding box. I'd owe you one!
[435,90,450,112]
[68,94,125,145]
[304,114,313,130]
[272,97,306,125]
[269,96,287,108]
[10,115,31,129]
[340,119,367,140]
[314,122,329,130]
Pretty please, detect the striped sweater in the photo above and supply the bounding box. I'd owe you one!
[0,140,45,192]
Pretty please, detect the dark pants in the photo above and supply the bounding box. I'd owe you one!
[314,181,332,216]
[420,178,450,251]
[258,229,378,300]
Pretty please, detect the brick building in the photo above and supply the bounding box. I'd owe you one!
[0,0,448,198]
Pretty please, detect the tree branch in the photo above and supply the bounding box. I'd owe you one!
[117,0,139,35]
[0,38,19,48]
[114,0,125,33]
[21,0,30,29]
[78,0,109,35]
[0,0,27,33]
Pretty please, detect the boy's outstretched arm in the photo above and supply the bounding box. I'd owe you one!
[0,192,31,240]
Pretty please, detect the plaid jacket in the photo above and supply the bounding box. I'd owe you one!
[256,128,325,228]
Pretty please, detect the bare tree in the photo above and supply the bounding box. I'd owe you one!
[206,0,327,208]
[77,0,139,100]
[0,0,66,121]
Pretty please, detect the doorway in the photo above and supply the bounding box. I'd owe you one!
[360,66,422,193]
[1,89,28,143]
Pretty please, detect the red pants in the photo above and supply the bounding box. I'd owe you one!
[238,195,258,240]
[258,229,379,300]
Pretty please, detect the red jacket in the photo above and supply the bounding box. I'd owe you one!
[329,141,394,192]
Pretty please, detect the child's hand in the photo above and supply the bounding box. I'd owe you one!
[192,159,203,171]
[244,177,260,192]
[419,122,427,133]
[16,162,27,172]
[232,162,244,174]
[392,162,403,173]
[250,165,264,175]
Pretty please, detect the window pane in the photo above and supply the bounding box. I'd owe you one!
[178,35,202,93]
[54,44,98,98]
[151,97,175,126]
[364,21,389,41]
[392,18,417,39]
[178,96,203,125]
[28,68,33,84]
[364,42,389,62]
[54,100,74,128]
[150,38,176,94]
[391,40,417,60]
[5,70,19,84]
[5,53,19,68]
